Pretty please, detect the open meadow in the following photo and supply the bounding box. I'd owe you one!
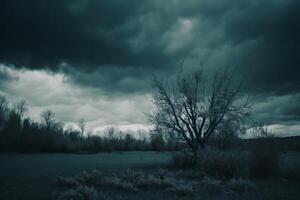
[0,150,300,200]
[0,152,171,199]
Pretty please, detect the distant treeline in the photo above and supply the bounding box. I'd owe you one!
[0,96,181,153]
[239,136,300,153]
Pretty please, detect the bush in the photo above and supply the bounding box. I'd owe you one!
[197,148,252,179]
[250,146,279,178]
[171,151,193,168]
[278,152,300,179]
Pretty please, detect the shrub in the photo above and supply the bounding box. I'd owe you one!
[250,146,279,178]
[278,152,300,179]
[198,148,252,179]
[171,151,193,168]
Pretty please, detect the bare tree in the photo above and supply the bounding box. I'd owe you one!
[41,110,56,134]
[148,67,249,164]
[78,118,86,144]
[0,96,9,129]
[13,99,27,120]
[250,124,275,138]
[105,127,117,141]
[213,110,248,149]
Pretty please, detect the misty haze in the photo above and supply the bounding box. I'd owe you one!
[0,0,299,200]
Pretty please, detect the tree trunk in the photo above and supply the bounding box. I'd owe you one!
[194,141,207,165]
[199,138,207,150]
[192,149,197,165]
[191,145,199,165]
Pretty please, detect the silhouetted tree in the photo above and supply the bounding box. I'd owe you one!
[78,118,86,145]
[212,109,248,149]
[124,133,133,150]
[41,110,56,134]
[0,96,9,130]
[150,130,165,151]
[2,100,27,151]
[0,96,184,153]
[250,124,275,138]
[148,67,249,164]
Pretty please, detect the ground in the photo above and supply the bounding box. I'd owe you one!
[0,152,171,199]
[0,151,299,200]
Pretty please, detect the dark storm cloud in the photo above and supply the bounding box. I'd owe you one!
[0,65,16,89]
[222,0,300,95]
[65,65,153,94]
[1,0,299,94]
[0,0,300,127]
[252,94,300,125]
[0,0,177,70]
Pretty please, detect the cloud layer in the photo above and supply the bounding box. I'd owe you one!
[0,65,151,132]
[0,0,299,134]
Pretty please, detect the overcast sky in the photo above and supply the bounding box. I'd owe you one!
[0,0,299,135]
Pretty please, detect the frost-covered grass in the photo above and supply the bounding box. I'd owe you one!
[54,168,259,199]
[54,185,98,200]
[54,169,196,196]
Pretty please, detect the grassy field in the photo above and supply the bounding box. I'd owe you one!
[0,152,172,200]
[0,151,300,200]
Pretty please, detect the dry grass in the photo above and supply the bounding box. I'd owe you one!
[54,168,197,197]
[55,170,103,188]
[55,176,79,188]
[226,178,256,192]
[54,167,257,199]
[55,185,98,200]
